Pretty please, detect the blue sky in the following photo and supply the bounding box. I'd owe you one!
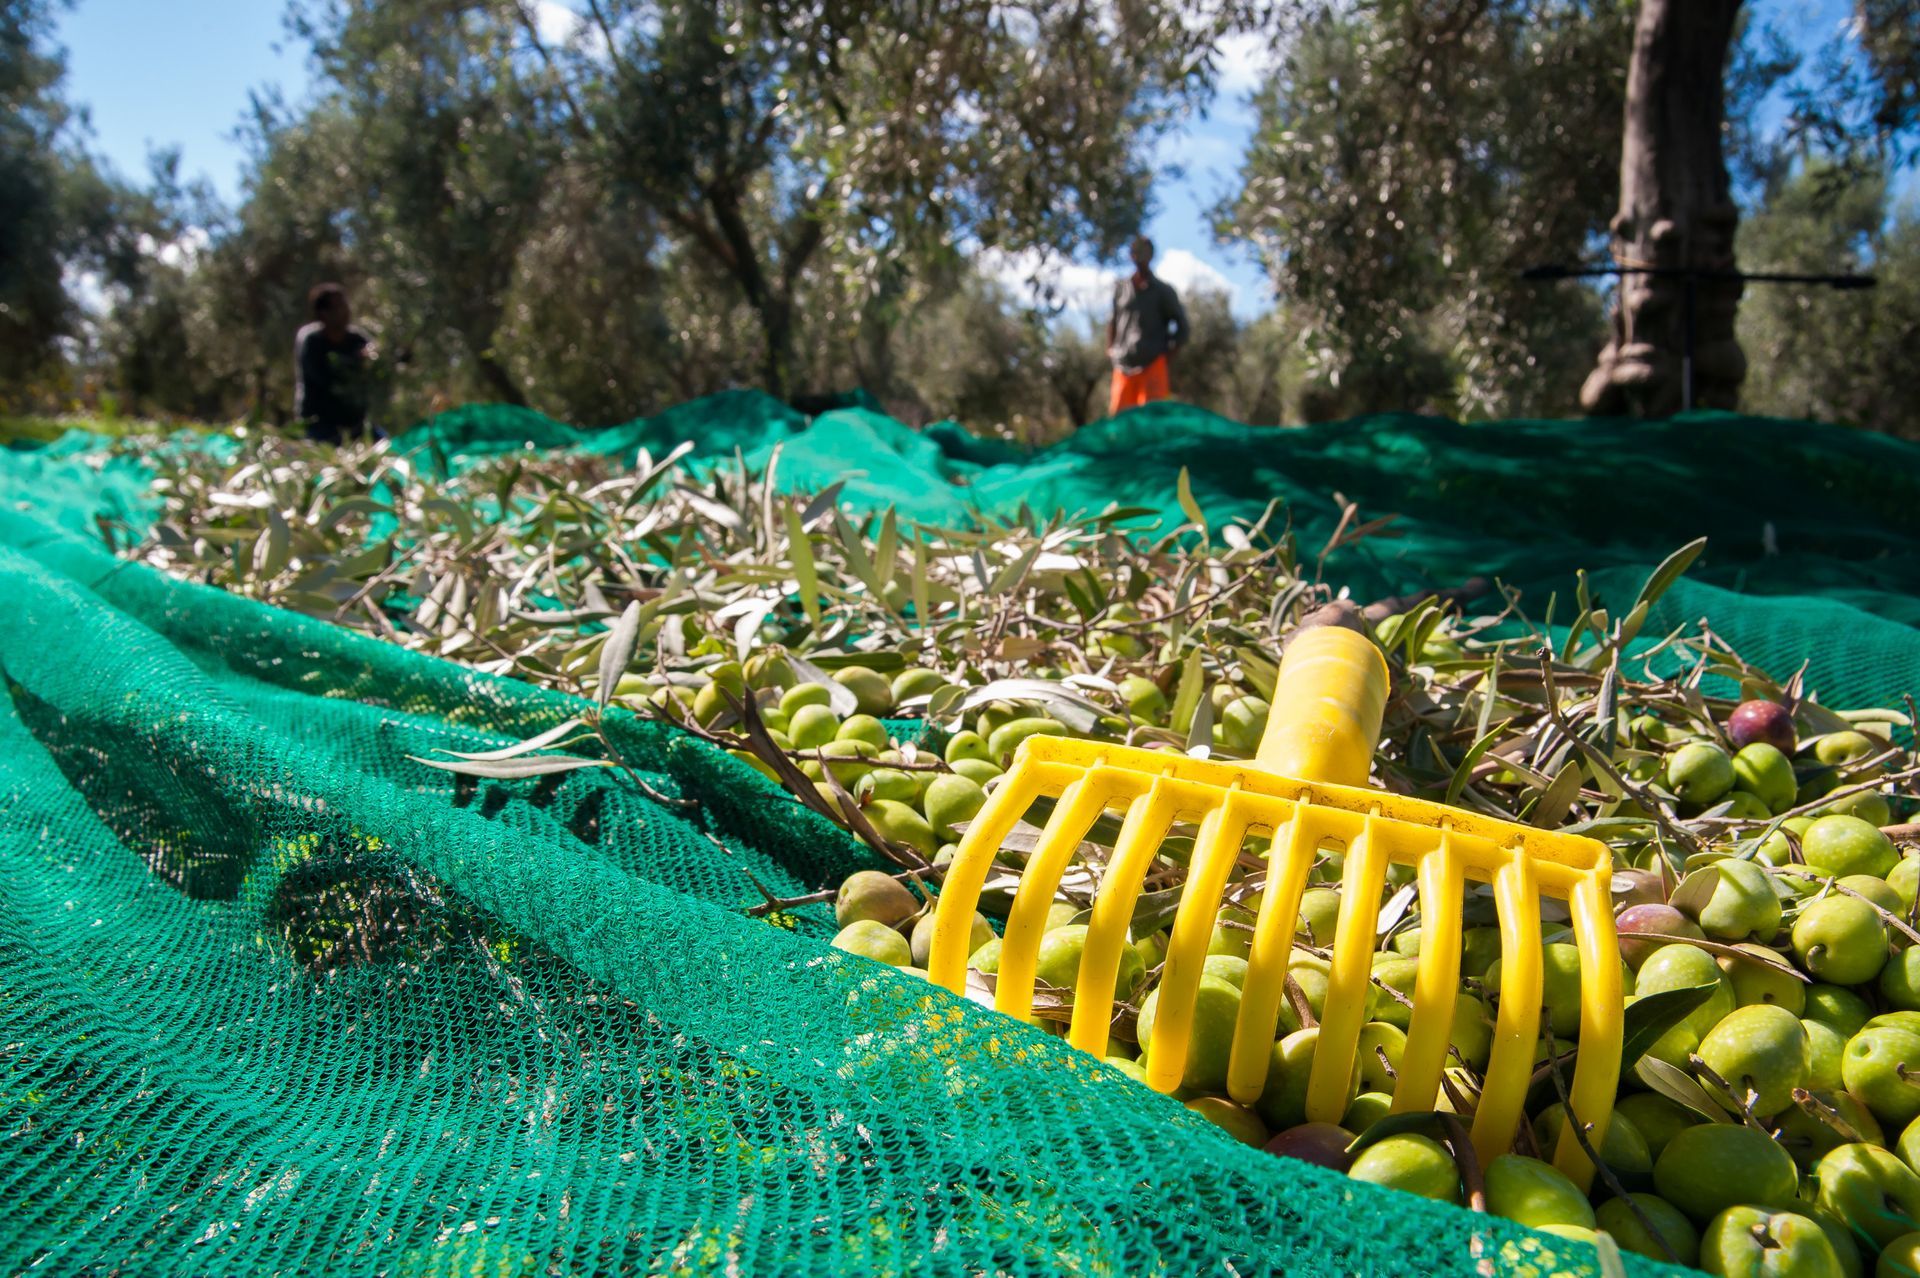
[56,0,1864,319]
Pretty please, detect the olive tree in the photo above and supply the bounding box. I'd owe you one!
[1224,0,1633,419]
[518,0,1239,396]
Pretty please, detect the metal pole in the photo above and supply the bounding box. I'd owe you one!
[1521,260,1872,415]
[1682,272,1696,414]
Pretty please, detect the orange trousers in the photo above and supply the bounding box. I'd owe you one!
[1109,355,1170,416]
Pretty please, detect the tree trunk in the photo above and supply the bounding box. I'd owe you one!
[760,293,795,400]
[1580,0,1746,417]
[474,348,529,408]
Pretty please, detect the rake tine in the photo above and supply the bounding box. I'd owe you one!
[1228,805,1318,1103]
[928,699,1624,1173]
[996,771,1130,1023]
[1306,810,1390,1123]
[1471,851,1543,1167]
[928,760,1048,991]
[1144,793,1253,1094]
[1554,868,1623,1190]
[1070,776,1180,1056]
[1393,829,1463,1114]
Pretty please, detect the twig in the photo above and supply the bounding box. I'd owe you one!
[1770,764,1920,825]
[1437,1113,1487,1213]
[591,718,699,811]
[1543,1032,1679,1265]
[1790,1088,1868,1147]
[1688,1054,1772,1134]
[1628,931,1809,980]
[1767,866,1920,947]
[1536,647,1705,863]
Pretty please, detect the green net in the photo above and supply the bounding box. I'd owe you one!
[0,513,1647,1276]
[405,395,1920,711]
[7,392,1917,1274]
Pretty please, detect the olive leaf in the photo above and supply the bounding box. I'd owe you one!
[1343,1110,1448,1156]
[1375,882,1418,935]
[1633,537,1709,611]
[596,600,644,709]
[804,649,908,673]
[1666,864,1720,918]
[950,680,1106,733]
[730,598,778,662]
[1618,981,1720,1070]
[1094,504,1160,527]
[1592,1232,1629,1278]
[1444,724,1505,806]
[783,504,824,631]
[1632,1056,1734,1123]
[318,495,392,530]
[787,651,860,716]
[253,506,291,578]
[1235,646,1279,700]
[987,543,1043,596]
[799,480,845,526]
[408,754,613,779]
[1126,885,1191,939]
[1185,693,1214,757]
[1169,649,1206,735]
[911,537,932,630]
[1175,466,1207,541]
[1528,761,1585,829]
[430,717,588,761]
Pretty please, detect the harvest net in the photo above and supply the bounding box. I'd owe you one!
[5,394,1917,1275]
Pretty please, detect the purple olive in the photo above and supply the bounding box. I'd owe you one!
[1616,903,1705,969]
[1263,1122,1357,1171]
[1727,700,1797,756]
[1613,869,1665,909]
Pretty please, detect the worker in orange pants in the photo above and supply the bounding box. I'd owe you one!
[1108,353,1170,415]
[1106,235,1188,417]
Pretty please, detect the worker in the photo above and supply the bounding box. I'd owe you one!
[294,282,375,444]
[1105,235,1188,416]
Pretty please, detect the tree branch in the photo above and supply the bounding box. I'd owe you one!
[508,0,593,142]
[779,208,826,292]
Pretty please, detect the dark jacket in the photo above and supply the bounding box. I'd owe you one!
[294,322,371,440]
[1108,273,1188,374]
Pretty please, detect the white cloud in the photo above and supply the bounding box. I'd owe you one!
[534,0,583,45]
[137,226,211,270]
[1215,31,1273,95]
[63,264,108,320]
[979,245,1242,321]
[531,0,612,59]
[978,247,1114,315]
[1152,248,1237,306]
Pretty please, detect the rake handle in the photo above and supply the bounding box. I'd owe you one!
[1256,617,1390,789]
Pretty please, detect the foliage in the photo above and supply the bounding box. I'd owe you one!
[0,0,172,403]
[0,0,79,393]
[1736,159,1920,439]
[1223,0,1634,420]
[884,274,1055,434]
[293,0,574,408]
[516,0,1236,395]
[11,0,1920,433]
[1785,0,1920,172]
[108,425,1916,903]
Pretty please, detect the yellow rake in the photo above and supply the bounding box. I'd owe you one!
[928,616,1622,1189]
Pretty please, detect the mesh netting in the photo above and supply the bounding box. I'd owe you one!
[9,392,1916,1274]
[0,515,1646,1275]
[398,396,1920,711]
